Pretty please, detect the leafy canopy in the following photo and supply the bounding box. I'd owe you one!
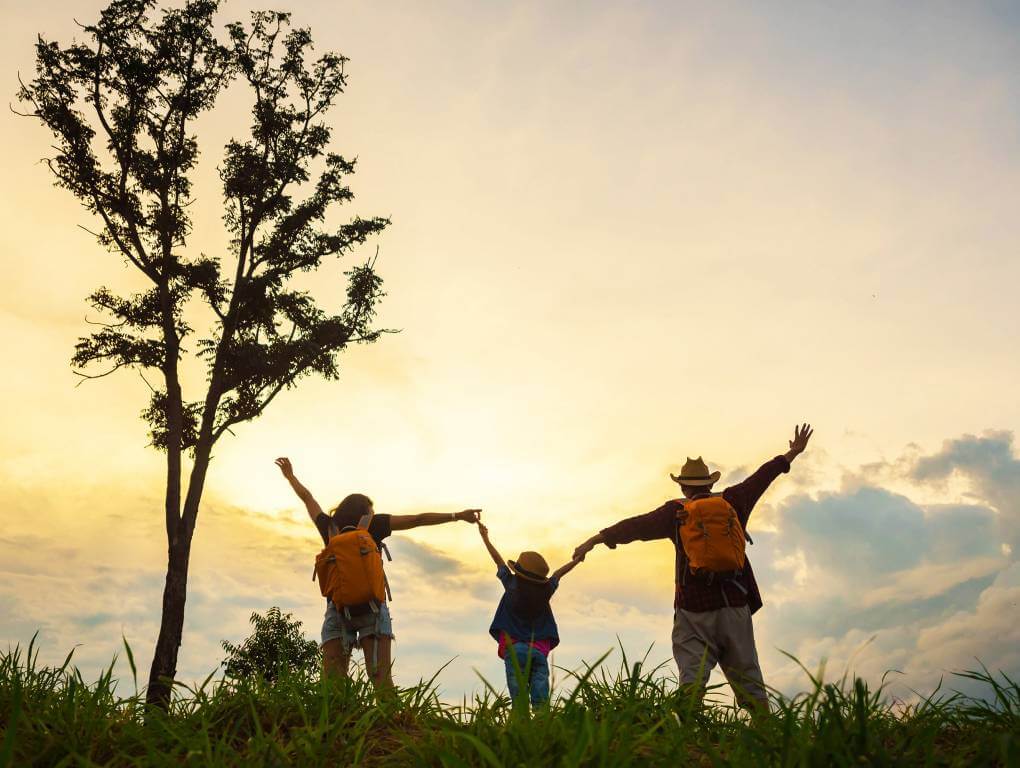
[18,0,390,452]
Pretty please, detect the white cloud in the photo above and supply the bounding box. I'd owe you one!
[3,431,1020,705]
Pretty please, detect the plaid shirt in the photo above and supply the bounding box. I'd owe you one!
[599,456,790,614]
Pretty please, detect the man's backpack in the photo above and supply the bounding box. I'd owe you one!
[676,495,747,579]
[313,517,389,613]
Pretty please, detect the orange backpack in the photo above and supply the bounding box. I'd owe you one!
[313,518,389,612]
[676,495,747,578]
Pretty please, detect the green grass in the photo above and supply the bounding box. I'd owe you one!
[1,638,1018,767]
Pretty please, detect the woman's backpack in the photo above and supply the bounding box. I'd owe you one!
[313,517,389,612]
[676,495,747,578]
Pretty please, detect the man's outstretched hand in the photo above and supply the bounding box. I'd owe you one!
[573,534,603,562]
[785,423,814,462]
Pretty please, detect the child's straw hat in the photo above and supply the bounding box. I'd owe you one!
[509,551,550,583]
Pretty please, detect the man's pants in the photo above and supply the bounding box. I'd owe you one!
[672,605,768,709]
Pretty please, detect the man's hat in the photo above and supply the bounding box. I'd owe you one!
[670,456,720,487]
[508,551,550,583]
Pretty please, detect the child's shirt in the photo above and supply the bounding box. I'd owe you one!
[488,564,560,655]
[497,634,554,658]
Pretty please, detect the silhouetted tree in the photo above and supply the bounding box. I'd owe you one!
[221,607,320,682]
[18,0,389,707]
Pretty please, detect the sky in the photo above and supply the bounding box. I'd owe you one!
[1,0,1019,703]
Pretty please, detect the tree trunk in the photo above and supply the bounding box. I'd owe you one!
[145,528,193,708]
[145,438,215,709]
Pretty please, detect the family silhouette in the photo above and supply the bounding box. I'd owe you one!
[276,423,814,709]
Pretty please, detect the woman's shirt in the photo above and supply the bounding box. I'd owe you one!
[314,512,392,546]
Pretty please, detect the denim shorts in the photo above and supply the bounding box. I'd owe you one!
[321,601,394,652]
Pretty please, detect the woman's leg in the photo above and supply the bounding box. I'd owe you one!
[321,601,354,678]
[358,603,395,692]
[359,635,394,691]
[322,638,352,678]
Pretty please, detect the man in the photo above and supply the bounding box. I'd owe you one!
[572,424,813,709]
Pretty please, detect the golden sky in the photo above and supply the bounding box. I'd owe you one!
[2,0,1019,700]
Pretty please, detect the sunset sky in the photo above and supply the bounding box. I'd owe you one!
[2,0,1019,702]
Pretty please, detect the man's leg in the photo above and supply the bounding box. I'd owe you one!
[717,605,769,712]
[672,608,721,698]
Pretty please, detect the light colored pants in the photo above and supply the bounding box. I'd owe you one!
[671,605,768,709]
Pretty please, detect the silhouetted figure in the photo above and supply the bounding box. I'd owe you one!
[276,457,480,690]
[477,518,584,707]
[573,424,814,711]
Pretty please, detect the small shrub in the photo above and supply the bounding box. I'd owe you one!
[220,606,320,683]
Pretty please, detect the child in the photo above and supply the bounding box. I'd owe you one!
[476,518,584,706]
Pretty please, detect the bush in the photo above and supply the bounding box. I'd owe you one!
[220,606,320,683]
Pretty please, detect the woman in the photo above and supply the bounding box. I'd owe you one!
[275,457,480,689]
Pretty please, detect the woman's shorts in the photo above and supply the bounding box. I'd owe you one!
[321,601,394,652]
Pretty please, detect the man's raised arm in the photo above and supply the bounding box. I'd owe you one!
[725,423,813,525]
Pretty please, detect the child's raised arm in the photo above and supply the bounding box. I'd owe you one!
[476,520,506,570]
[551,555,585,582]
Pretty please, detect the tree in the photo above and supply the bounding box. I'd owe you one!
[221,607,320,683]
[18,0,389,707]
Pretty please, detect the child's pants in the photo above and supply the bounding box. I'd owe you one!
[504,642,550,705]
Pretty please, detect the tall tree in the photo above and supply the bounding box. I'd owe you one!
[18,0,389,707]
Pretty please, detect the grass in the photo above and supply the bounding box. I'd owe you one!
[1,638,1018,767]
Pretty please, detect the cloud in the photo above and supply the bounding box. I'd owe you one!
[4,431,1020,705]
[746,435,1020,701]
[911,431,1020,554]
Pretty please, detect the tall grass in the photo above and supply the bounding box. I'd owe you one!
[1,636,1017,766]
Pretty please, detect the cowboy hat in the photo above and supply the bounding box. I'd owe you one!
[508,551,550,583]
[670,456,721,487]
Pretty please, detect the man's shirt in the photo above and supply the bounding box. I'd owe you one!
[599,456,790,614]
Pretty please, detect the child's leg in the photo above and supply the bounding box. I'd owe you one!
[529,651,550,706]
[504,648,523,700]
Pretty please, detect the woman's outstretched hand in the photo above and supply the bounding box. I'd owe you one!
[274,457,294,479]
[456,509,482,523]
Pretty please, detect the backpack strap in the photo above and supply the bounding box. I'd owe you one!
[378,541,394,602]
[673,500,689,586]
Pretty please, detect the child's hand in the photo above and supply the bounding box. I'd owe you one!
[477,521,489,537]
[274,457,294,479]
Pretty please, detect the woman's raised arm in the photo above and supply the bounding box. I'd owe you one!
[275,457,325,523]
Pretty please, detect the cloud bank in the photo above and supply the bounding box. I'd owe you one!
[2,431,1018,703]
